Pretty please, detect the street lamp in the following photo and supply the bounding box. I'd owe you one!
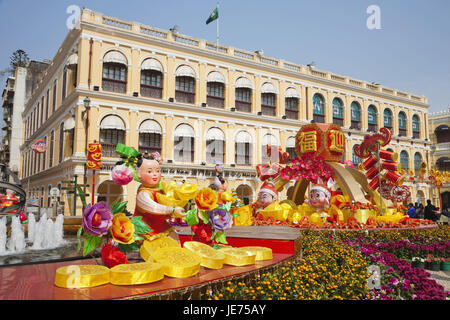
[82,96,91,119]
[82,96,91,197]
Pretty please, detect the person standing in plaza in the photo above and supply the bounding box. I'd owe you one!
[407,203,416,218]
[424,200,439,221]
[416,203,424,219]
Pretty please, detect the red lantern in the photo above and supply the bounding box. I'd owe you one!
[87,143,102,170]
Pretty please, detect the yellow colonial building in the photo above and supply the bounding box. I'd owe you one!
[429,107,450,209]
[19,8,433,216]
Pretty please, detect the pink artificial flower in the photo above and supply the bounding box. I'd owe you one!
[111,164,134,185]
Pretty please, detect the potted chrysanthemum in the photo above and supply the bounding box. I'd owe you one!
[441,258,450,271]
[411,256,426,269]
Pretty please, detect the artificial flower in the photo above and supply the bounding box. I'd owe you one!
[111,164,134,186]
[195,188,218,211]
[110,213,135,244]
[82,202,113,237]
[191,221,215,246]
[208,208,233,232]
[101,242,129,268]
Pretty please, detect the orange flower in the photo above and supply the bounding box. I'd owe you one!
[195,188,218,211]
[110,213,135,244]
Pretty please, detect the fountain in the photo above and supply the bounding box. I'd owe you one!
[0,213,67,253]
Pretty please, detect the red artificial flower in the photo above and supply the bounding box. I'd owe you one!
[191,221,216,246]
[101,242,130,268]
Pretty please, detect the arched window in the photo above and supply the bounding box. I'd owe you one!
[59,122,64,163]
[435,125,450,143]
[367,105,377,132]
[236,185,253,205]
[235,131,252,165]
[285,88,300,120]
[49,129,55,168]
[102,51,127,93]
[206,127,225,164]
[261,134,278,163]
[383,108,393,129]
[398,112,407,136]
[312,93,325,123]
[138,120,162,155]
[99,115,126,157]
[400,151,409,170]
[175,65,196,104]
[206,71,225,108]
[174,124,195,162]
[332,98,344,126]
[412,114,420,139]
[140,58,163,99]
[436,157,450,171]
[414,152,422,172]
[261,82,277,116]
[352,145,362,165]
[286,137,296,160]
[235,77,252,113]
[350,101,361,130]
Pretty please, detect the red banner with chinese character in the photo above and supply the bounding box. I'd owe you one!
[87,143,102,170]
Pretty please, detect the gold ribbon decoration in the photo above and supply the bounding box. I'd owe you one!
[239,246,273,261]
[183,241,225,270]
[110,262,165,286]
[54,265,110,289]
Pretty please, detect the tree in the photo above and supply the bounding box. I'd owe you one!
[9,49,29,69]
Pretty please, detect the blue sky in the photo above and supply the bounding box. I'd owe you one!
[0,0,449,112]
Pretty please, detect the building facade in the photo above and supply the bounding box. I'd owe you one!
[429,107,450,209]
[19,8,433,216]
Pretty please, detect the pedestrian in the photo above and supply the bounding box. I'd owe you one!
[406,203,416,218]
[424,199,439,221]
[416,203,424,219]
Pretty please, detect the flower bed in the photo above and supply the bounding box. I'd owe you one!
[210,226,450,300]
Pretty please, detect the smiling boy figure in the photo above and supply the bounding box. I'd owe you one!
[134,152,186,241]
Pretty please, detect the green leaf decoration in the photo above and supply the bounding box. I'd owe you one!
[198,210,210,224]
[231,213,240,218]
[130,216,153,234]
[118,242,140,253]
[76,227,83,252]
[212,244,220,250]
[83,233,103,256]
[134,234,145,241]
[183,209,199,226]
[214,231,228,244]
[77,185,87,211]
[110,198,120,210]
[223,202,232,212]
[112,201,128,214]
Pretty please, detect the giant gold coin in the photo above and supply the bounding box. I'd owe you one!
[110,262,164,285]
[219,247,256,266]
[153,247,201,278]
[183,241,225,269]
[139,236,180,262]
[239,246,273,261]
[54,265,110,289]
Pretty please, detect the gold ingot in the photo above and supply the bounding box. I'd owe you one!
[288,210,303,223]
[239,246,273,261]
[153,247,201,278]
[279,200,297,209]
[385,208,397,215]
[54,265,110,289]
[140,236,180,262]
[110,262,164,285]
[309,213,322,227]
[156,193,189,207]
[231,206,253,226]
[219,247,256,266]
[183,241,225,269]
[328,205,344,223]
[354,209,371,224]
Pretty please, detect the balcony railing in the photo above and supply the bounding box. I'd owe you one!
[175,91,195,104]
[235,100,251,113]
[140,85,162,99]
[206,96,225,109]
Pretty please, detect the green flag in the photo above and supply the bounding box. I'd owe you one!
[206,7,219,24]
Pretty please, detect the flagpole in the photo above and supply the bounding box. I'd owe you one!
[216,2,219,52]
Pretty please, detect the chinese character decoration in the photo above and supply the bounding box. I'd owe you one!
[87,143,102,170]
[295,123,346,162]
